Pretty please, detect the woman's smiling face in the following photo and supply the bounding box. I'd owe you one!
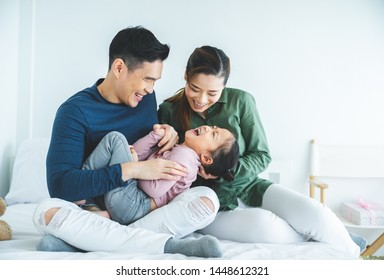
[184,73,225,114]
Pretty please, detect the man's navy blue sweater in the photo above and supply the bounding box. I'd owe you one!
[46,79,158,202]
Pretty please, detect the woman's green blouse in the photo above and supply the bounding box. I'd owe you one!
[158,87,273,210]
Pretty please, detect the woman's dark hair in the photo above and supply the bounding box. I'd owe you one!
[202,136,239,182]
[165,46,230,132]
[108,26,170,70]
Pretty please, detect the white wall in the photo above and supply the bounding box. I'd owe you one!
[1,0,384,250]
[0,0,19,197]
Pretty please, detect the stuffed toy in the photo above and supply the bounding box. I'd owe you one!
[0,197,12,240]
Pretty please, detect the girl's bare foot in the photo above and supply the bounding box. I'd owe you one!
[82,205,111,219]
[94,210,111,219]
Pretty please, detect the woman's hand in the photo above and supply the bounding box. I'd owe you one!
[198,165,218,180]
[155,124,179,154]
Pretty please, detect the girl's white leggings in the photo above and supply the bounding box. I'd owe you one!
[199,184,360,257]
[33,186,219,253]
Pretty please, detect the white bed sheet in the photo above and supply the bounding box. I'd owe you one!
[0,203,358,260]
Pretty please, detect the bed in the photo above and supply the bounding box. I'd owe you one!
[0,138,359,260]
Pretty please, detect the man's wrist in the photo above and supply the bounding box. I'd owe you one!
[121,161,137,181]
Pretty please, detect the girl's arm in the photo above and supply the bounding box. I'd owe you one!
[133,125,165,160]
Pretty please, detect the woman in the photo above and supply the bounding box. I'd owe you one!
[157,45,360,256]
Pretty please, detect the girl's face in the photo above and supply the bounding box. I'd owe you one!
[185,73,225,114]
[184,125,233,156]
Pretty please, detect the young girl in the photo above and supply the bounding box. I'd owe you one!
[79,124,239,225]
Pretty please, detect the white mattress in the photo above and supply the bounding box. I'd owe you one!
[0,203,358,260]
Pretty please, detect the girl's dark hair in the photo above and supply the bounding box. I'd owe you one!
[165,46,230,132]
[108,26,170,70]
[202,136,239,182]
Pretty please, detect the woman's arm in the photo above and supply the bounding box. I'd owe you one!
[235,92,271,178]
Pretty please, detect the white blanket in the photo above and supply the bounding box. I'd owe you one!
[0,203,357,260]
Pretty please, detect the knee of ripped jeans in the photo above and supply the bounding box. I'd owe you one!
[191,186,220,214]
[33,198,80,234]
[188,196,219,226]
[35,207,61,231]
[43,207,61,225]
[199,196,218,214]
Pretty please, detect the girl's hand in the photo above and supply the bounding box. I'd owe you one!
[198,165,218,180]
[153,124,166,137]
[155,124,179,154]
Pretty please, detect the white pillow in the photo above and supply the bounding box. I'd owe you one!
[5,138,51,205]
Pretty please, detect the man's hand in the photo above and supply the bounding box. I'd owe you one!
[155,124,179,154]
[121,159,188,181]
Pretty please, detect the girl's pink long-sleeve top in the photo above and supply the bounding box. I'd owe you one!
[133,131,200,208]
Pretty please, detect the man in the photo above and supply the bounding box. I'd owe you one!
[34,26,222,258]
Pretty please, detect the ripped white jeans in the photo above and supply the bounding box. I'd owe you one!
[33,186,219,252]
[128,186,220,239]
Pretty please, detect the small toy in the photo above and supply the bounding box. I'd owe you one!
[0,197,12,240]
